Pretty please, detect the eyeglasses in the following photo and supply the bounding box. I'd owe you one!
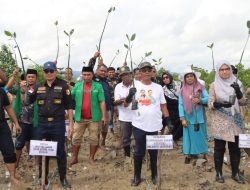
[219,68,230,72]
[44,69,55,74]
[141,68,152,73]
[163,76,169,80]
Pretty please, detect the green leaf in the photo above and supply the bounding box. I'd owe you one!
[247,20,250,29]
[124,44,128,49]
[159,58,162,61]
[130,33,136,41]
[147,51,152,56]
[22,57,28,60]
[13,32,16,38]
[70,29,74,35]
[4,30,12,37]
[108,7,112,13]
[64,31,69,36]
[54,20,58,26]
[66,44,68,47]
[126,34,129,41]
[113,7,115,11]
[211,43,214,48]
[152,59,157,62]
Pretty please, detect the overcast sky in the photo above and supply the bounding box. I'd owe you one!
[0,0,250,73]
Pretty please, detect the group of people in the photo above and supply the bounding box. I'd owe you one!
[0,52,248,188]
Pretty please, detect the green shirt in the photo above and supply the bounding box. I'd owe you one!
[71,80,105,122]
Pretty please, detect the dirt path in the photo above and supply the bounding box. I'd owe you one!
[0,124,250,190]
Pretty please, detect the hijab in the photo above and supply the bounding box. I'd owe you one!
[180,72,204,115]
[214,60,239,114]
[162,72,181,100]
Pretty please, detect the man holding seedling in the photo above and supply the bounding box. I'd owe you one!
[26,61,74,188]
[14,69,38,168]
[127,62,172,186]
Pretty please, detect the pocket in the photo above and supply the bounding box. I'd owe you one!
[53,92,62,104]
[37,94,46,106]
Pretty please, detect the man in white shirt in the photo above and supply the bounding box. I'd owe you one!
[114,66,133,157]
[126,62,172,186]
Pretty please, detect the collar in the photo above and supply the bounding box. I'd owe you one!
[44,77,58,87]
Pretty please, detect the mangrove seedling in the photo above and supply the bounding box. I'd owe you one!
[4,31,25,75]
[207,42,215,72]
[140,51,152,63]
[236,20,250,80]
[54,21,60,62]
[109,49,120,67]
[98,6,115,53]
[64,28,74,82]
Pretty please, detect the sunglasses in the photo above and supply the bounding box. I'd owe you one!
[44,69,55,74]
[141,68,152,73]
[163,76,169,79]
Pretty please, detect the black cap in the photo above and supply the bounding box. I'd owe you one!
[27,69,37,75]
[82,66,93,73]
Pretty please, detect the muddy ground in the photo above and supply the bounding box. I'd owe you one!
[0,118,250,190]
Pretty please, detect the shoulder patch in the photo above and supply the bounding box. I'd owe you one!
[66,89,70,95]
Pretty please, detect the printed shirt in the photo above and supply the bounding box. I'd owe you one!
[132,81,166,132]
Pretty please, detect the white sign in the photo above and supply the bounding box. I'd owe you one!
[29,140,58,156]
[239,134,250,148]
[146,135,173,150]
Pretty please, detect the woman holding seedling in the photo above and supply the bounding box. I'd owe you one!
[178,71,208,164]
[208,60,245,184]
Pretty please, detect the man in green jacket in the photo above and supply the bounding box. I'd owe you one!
[70,66,107,165]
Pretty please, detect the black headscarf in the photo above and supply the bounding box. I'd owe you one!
[161,72,173,89]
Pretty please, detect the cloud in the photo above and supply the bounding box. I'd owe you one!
[0,0,250,74]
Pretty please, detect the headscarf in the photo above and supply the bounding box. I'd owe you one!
[180,72,204,115]
[162,72,180,100]
[214,60,239,114]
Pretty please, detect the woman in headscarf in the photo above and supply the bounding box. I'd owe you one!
[161,72,183,143]
[179,71,208,164]
[208,60,245,184]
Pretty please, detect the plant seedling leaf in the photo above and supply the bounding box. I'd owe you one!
[247,20,250,29]
[124,44,128,49]
[126,34,129,41]
[159,58,162,61]
[147,51,152,56]
[22,57,28,60]
[152,59,157,62]
[13,32,16,38]
[113,7,115,11]
[70,29,74,35]
[130,33,136,41]
[64,31,69,36]
[211,43,214,48]
[55,21,58,26]
[66,44,68,47]
[108,7,112,13]
[4,30,12,37]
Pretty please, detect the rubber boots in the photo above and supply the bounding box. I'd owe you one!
[131,158,142,186]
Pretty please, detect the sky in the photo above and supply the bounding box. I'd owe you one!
[0,0,250,74]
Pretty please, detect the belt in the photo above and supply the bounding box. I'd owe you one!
[39,116,64,122]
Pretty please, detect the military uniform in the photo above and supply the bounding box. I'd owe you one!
[28,63,73,187]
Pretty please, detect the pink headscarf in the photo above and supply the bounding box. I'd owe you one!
[180,72,204,115]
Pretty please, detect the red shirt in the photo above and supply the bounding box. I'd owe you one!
[81,83,92,119]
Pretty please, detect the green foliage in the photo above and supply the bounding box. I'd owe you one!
[0,44,17,78]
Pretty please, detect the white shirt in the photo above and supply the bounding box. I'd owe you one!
[114,82,133,122]
[132,81,166,132]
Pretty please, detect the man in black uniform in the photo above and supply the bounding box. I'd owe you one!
[0,85,22,185]
[27,61,74,188]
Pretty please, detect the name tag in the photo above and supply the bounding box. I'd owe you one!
[54,86,62,92]
[239,134,250,148]
[146,135,173,150]
[54,99,62,104]
[37,90,46,94]
[38,87,46,91]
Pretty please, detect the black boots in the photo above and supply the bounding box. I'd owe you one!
[124,146,130,157]
[230,155,245,184]
[214,158,225,183]
[131,158,142,186]
[150,158,157,185]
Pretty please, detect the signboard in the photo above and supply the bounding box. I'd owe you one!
[239,134,250,148]
[29,140,58,156]
[146,135,173,150]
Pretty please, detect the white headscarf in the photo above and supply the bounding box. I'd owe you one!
[214,60,239,114]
